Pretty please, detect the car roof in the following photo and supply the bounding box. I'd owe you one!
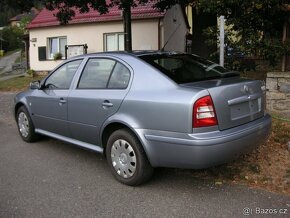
[131,50,183,57]
[72,50,183,59]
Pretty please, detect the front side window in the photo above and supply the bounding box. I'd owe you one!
[44,59,82,89]
[78,58,130,89]
[48,37,67,59]
[104,33,124,51]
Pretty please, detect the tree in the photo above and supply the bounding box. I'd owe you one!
[0,0,42,26]
[4,1,191,51]
[0,26,23,51]
[1,0,37,12]
[158,0,290,67]
[197,0,290,67]
[5,0,289,66]
[42,0,154,51]
[3,1,182,51]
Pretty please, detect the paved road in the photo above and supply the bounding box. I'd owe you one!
[0,51,21,74]
[0,92,289,218]
[0,51,26,82]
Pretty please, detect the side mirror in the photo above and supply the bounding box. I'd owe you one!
[30,81,41,90]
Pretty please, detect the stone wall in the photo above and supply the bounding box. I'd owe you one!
[266,72,290,117]
[35,71,49,76]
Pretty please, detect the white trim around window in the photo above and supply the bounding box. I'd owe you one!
[104,33,125,52]
[47,36,67,59]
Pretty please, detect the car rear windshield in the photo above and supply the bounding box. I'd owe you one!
[140,54,239,84]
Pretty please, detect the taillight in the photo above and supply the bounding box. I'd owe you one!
[193,95,218,128]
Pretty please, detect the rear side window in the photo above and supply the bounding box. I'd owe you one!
[78,58,130,89]
[108,62,130,89]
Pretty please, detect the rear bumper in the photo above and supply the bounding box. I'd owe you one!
[136,114,271,168]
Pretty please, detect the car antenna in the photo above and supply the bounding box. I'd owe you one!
[161,24,181,52]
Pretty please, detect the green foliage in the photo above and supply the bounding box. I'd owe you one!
[0,75,45,91]
[2,0,289,66]
[39,0,289,66]
[197,0,289,67]
[0,0,37,25]
[0,26,23,51]
[26,69,35,77]
[153,0,192,11]
[0,1,42,26]
[0,9,31,52]
[43,0,152,24]
[18,16,33,32]
[260,39,290,66]
[8,0,191,24]
[1,0,35,13]
[0,8,19,26]
[53,52,62,60]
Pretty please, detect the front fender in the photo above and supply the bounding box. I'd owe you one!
[14,90,32,119]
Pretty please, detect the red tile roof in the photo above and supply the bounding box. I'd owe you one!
[27,3,164,29]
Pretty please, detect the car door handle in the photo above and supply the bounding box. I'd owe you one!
[59,98,67,104]
[102,100,113,108]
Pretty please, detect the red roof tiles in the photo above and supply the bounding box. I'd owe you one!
[28,3,164,29]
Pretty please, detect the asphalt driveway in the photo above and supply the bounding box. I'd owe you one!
[0,92,289,218]
[0,51,21,74]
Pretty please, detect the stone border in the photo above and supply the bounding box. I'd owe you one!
[266,72,290,117]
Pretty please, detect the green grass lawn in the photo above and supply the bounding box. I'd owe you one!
[0,76,44,91]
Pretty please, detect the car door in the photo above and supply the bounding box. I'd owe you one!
[29,59,83,137]
[68,57,131,145]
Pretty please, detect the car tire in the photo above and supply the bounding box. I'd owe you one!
[106,129,154,186]
[16,106,39,142]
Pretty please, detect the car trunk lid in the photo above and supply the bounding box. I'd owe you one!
[182,77,265,130]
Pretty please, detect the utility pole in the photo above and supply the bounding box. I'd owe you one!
[123,3,132,51]
[219,16,225,67]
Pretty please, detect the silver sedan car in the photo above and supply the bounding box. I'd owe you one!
[14,51,271,185]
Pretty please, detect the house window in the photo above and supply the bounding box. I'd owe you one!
[48,37,67,59]
[104,33,124,51]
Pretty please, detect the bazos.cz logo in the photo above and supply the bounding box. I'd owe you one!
[243,207,288,216]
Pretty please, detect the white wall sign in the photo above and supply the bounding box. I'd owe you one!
[67,45,85,58]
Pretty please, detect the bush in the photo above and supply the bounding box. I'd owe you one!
[53,52,62,60]
[260,39,290,67]
[0,26,23,51]
[26,69,35,77]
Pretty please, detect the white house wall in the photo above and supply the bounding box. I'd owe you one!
[163,5,188,52]
[29,19,160,71]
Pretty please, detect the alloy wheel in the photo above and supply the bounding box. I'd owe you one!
[18,112,29,138]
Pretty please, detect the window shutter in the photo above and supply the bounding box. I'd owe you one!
[38,46,47,61]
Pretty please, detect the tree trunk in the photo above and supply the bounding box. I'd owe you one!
[282,20,288,72]
[123,4,132,51]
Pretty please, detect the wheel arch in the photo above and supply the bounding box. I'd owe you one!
[101,122,150,161]
[14,102,26,119]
